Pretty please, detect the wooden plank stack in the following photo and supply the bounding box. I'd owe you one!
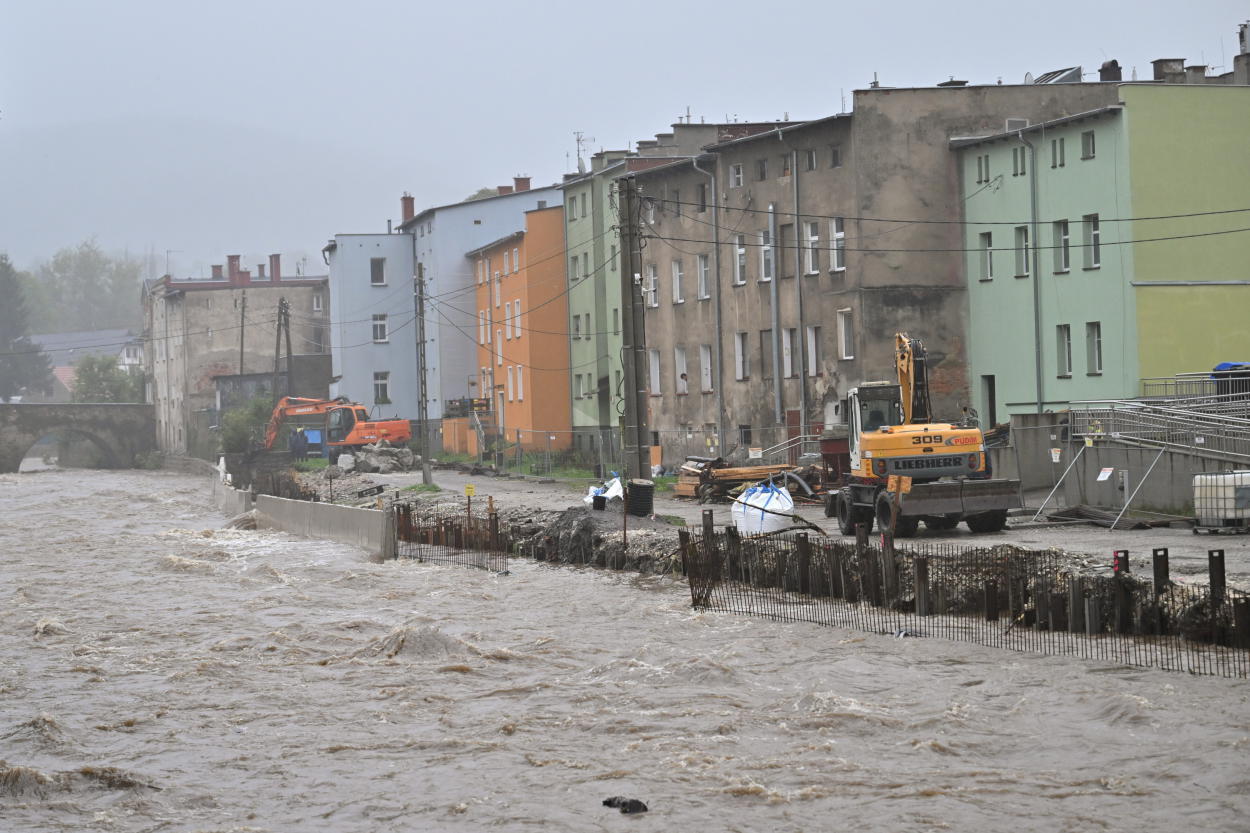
[675,458,802,503]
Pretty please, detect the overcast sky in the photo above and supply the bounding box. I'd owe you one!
[2,0,1245,278]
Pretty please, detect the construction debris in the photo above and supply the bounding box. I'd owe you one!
[674,456,820,504]
[1046,504,1188,531]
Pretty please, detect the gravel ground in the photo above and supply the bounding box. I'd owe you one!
[358,466,1250,589]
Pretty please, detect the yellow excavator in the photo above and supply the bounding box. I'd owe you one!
[824,333,1020,537]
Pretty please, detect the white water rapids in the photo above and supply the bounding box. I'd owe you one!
[2,468,1248,831]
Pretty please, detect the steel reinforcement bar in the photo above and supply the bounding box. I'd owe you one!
[392,502,510,573]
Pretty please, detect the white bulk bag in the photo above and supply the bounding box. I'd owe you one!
[731,483,794,535]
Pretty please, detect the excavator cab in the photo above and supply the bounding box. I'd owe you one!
[326,406,356,444]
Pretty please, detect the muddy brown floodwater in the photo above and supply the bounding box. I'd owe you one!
[3,468,1249,832]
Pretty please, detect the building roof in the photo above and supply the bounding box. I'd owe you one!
[53,366,77,392]
[948,105,1123,149]
[702,116,843,151]
[29,328,140,364]
[397,183,561,231]
[464,230,525,259]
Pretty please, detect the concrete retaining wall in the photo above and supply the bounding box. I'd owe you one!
[989,415,1072,491]
[254,495,395,560]
[1061,443,1214,515]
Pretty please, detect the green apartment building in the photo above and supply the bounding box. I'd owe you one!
[957,83,1250,424]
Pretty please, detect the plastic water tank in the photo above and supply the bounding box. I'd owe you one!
[1193,471,1250,528]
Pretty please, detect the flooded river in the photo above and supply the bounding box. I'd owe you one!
[2,468,1248,832]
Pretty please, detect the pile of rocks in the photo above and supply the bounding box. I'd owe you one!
[345,441,417,474]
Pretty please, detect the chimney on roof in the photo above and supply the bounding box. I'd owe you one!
[257,263,266,280]
[239,269,251,284]
[1185,64,1208,83]
[1152,58,1185,81]
[401,192,415,224]
[269,253,281,282]
[513,176,531,192]
[227,254,241,283]
[211,264,224,280]
[1099,59,1122,81]
[497,185,514,196]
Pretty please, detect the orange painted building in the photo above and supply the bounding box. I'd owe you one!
[459,204,571,453]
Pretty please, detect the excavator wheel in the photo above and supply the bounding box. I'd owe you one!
[836,494,856,535]
[924,515,961,531]
[876,491,918,538]
[965,510,1008,534]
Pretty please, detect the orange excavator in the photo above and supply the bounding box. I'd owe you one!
[264,397,412,462]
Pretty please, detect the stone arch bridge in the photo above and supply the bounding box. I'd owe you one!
[0,404,157,473]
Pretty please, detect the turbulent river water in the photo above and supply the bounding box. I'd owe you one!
[2,468,1249,832]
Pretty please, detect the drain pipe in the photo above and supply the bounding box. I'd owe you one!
[768,202,782,425]
[776,127,809,435]
[692,154,726,453]
[1019,132,1044,415]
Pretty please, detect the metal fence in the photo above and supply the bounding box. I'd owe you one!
[1073,402,1250,464]
[681,518,1250,678]
[392,502,510,573]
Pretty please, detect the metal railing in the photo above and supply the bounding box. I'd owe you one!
[392,502,510,573]
[1072,400,1250,464]
[760,433,823,465]
[681,523,1250,678]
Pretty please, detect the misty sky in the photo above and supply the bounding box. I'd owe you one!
[2,1,1245,279]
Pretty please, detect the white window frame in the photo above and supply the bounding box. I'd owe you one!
[1054,220,1070,273]
[1083,214,1101,269]
[572,314,581,340]
[733,235,747,285]
[1086,321,1103,375]
[759,229,773,282]
[493,272,501,307]
[782,327,796,378]
[647,348,661,395]
[372,314,389,343]
[645,264,658,307]
[496,331,503,364]
[1014,225,1030,277]
[516,365,524,400]
[806,325,822,377]
[1057,324,1072,377]
[836,308,854,360]
[373,371,389,403]
[734,332,749,380]
[730,163,743,188]
[805,221,820,274]
[504,301,512,339]
[672,259,684,304]
[504,250,511,274]
[1081,130,1096,160]
[370,257,386,286]
[478,310,486,344]
[312,292,323,312]
[568,194,577,219]
[831,218,846,272]
[674,347,688,394]
[513,246,520,273]
[513,299,522,339]
[506,366,514,401]
[697,254,710,300]
[700,344,713,392]
[979,231,994,280]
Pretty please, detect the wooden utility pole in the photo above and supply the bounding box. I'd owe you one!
[413,262,433,484]
[271,297,291,405]
[238,289,247,375]
[617,176,651,482]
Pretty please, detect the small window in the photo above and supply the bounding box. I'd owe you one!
[697,254,710,300]
[1053,220,1070,272]
[730,163,744,188]
[733,235,748,285]
[504,302,512,340]
[610,244,617,271]
[478,310,486,344]
[1081,130,1096,160]
[700,344,713,392]
[1056,324,1072,376]
[612,307,620,335]
[582,252,589,279]
[645,264,658,308]
[759,329,774,379]
[779,154,792,177]
[493,272,501,306]
[979,231,994,280]
[1051,137,1066,168]
[647,348,661,395]
[782,328,797,377]
[569,255,579,282]
[504,250,511,273]
[513,300,522,339]
[1082,214,1101,269]
[671,260,684,303]
[373,371,390,403]
[1012,146,1027,176]
[674,347,688,394]
[506,366,514,402]
[755,158,768,181]
[1086,322,1103,375]
[516,366,524,400]
[830,146,842,168]
[513,246,520,272]
[805,149,818,171]
[805,221,820,274]
[671,188,681,218]
[372,314,389,342]
[734,332,749,380]
[1014,226,1030,277]
[831,218,846,272]
[572,313,581,340]
[568,194,577,219]
[696,183,707,213]
[806,325,822,377]
[370,257,386,285]
[836,308,854,359]
[581,192,588,218]
[759,229,773,281]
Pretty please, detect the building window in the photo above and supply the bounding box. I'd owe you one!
[1086,322,1103,375]
[1012,146,1027,177]
[506,366,514,402]
[780,154,792,177]
[671,259,684,303]
[782,328,797,377]
[513,247,520,272]
[372,314,389,342]
[312,292,323,312]
[370,257,386,285]
[504,250,511,273]
[806,325,822,377]
[493,272,501,306]
[514,300,522,339]
[734,332,749,380]
[759,229,773,281]
[574,373,583,399]
[830,146,841,168]
[831,218,846,272]
[568,194,577,219]
[696,183,707,213]
[581,192,588,218]
[582,252,589,279]
[836,308,854,360]
[610,244,617,271]
[570,255,579,282]
[1053,220,1070,272]
[979,231,994,280]
[975,154,990,184]
[1081,130,1096,160]
[504,302,512,339]
[1014,226,1030,277]
[644,198,656,225]
[805,221,820,274]
[1056,324,1072,377]
[760,329,774,379]
[1051,137,1066,168]
[697,254,710,300]
[645,264,658,307]
[733,235,747,285]
[700,344,713,392]
[496,332,502,364]
[612,307,620,335]
[730,164,743,188]
[516,366,524,400]
[648,348,661,395]
[1082,214,1101,269]
[373,371,390,403]
[675,347,688,394]
[671,188,681,217]
[479,310,486,344]
[805,148,818,171]
[572,313,581,340]
[755,158,768,181]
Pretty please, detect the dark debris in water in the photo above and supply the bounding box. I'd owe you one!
[603,795,649,814]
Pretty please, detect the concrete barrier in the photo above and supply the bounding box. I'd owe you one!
[212,476,254,517]
[254,494,395,559]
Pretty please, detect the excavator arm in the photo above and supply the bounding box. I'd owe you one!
[895,333,933,425]
[263,396,344,449]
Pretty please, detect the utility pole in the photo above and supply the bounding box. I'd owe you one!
[271,297,290,405]
[413,262,433,484]
[238,289,247,375]
[617,176,651,482]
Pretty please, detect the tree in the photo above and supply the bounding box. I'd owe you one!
[463,187,498,202]
[0,254,53,402]
[27,240,144,333]
[70,355,144,403]
[220,396,276,453]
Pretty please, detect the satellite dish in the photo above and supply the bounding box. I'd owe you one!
[1023,72,1034,84]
